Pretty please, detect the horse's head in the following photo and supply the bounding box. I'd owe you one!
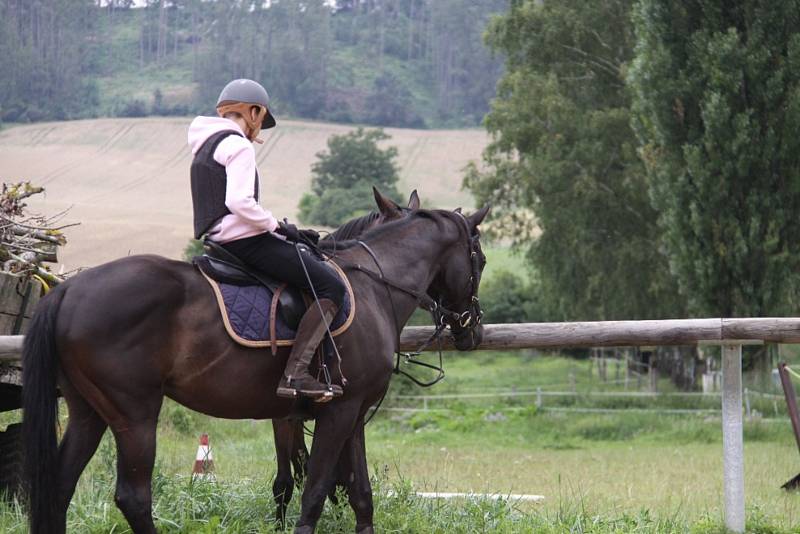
[428,206,490,351]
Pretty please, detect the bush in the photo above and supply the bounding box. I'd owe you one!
[299,128,402,226]
[479,269,543,323]
[298,187,375,227]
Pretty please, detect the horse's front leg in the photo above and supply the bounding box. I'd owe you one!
[293,400,361,534]
[322,418,373,533]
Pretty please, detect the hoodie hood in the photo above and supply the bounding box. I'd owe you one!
[188,116,247,155]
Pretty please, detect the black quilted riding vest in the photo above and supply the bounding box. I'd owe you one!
[190,130,259,239]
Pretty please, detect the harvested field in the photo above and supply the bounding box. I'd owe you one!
[0,118,487,269]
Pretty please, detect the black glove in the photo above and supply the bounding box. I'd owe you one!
[299,228,320,245]
[277,221,301,242]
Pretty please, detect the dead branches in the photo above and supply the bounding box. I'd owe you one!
[0,182,74,285]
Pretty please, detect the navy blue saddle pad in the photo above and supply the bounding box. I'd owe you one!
[199,263,355,349]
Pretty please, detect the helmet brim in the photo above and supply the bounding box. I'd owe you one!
[262,113,276,130]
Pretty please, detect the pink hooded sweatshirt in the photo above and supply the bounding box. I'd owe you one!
[187,116,280,243]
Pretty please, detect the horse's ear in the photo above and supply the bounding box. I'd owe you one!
[407,190,421,210]
[467,205,491,229]
[373,186,402,218]
[454,207,462,214]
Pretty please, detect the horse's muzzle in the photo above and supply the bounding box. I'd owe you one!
[452,324,484,351]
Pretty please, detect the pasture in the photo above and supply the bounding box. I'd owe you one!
[0,117,487,270]
[1,351,797,533]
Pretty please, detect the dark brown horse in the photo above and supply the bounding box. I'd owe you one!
[271,188,420,524]
[22,204,488,533]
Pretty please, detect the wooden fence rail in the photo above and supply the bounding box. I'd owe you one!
[1,318,796,360]
[397,318,800,351]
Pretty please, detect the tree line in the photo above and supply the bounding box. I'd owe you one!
[0,0,506,128]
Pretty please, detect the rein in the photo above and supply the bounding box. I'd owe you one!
[354,240,448,388]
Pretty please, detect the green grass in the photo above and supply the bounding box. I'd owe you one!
[2,352,799,532]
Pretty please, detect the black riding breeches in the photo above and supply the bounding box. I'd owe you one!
[220,232,346,308]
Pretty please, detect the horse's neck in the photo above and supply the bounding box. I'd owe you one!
[341,222,447,327]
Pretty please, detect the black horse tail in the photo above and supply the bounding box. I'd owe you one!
[22,284,67,534]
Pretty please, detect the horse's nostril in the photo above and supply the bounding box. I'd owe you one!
[452,325,483,351]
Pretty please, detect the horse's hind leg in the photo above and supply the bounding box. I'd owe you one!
[273,418,311,525]
[290,419,310,485]
[272,418,297,525]
[111,419,159,534]
[55,384,108,530]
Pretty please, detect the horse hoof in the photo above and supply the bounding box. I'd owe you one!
[293,526,314,534]
[356,526,374,534]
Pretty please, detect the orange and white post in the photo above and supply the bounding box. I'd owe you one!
[192,433,215,480]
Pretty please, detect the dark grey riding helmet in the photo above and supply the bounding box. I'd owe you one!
[216,79,276,129]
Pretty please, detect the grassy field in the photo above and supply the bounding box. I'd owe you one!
[0,117,487,270]
[1,352,798,533]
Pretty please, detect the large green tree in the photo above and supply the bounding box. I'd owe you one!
[466,0,683,321]
[629,1,800,316]
[299,128,402,226]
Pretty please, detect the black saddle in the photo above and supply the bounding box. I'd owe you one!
[193,239,306,328]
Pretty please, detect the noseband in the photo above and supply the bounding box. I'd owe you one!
[437,212,484,333]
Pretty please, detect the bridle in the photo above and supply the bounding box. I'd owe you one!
[438,211,485,336]
[334,212,484,391]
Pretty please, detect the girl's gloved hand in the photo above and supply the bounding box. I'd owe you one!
[277,221,301,242]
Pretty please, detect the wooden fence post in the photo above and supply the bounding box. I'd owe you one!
[600,352,607,382]
[625,350,631,390]
[777,362,800,489]
[744,387,751,419]
[649,353,658,393]
[721,342,745,533]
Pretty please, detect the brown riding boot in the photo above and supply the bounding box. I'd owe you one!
[277,298,344,400]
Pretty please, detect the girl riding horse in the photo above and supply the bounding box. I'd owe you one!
[188,78,344,401]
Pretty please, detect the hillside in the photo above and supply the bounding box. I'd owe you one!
[0,117,487,269]
[0,1,505,129]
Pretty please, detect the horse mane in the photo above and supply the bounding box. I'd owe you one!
[319,209,454,252]
[322,211,382,242]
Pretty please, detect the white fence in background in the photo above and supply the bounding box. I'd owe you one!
[395,318,800,534]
